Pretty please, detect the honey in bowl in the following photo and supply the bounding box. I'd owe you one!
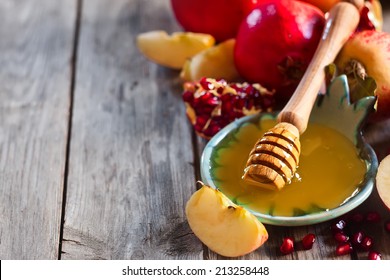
[212,118,367,217]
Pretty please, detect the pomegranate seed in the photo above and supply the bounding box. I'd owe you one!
[199,77,213,90]
[385,220,390,233]
[368,251,381,260]
[351,231,365,247]
[243,84,254,94]
[216,86,224,94]
[220,94,232,113]
[302,233,316,250]
[349,212,365,224]
[360,236,373,251]
[233,96,245,110]
[183,78,275,139]
[195,93,219,114]
[280,237,294,255]
[334,232,349,243]
[365,211,381,223]
[182,90,194,104]
[331,219,347,233]
[203,121,221,137]
[336,242,353,256]
[245,98,255,110]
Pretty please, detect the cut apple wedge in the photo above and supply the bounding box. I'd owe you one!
[376,154,390,210]
[186,183,268,257]
[136,31,215,69]
[180,39,241,82]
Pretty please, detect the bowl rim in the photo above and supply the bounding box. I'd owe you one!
[200,113,378,226]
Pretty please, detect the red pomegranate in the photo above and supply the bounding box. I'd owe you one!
[182,77,275,139]
[234,0,325,105]
[170,0,261,42]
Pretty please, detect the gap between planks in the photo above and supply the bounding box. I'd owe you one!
[58,0,83,260]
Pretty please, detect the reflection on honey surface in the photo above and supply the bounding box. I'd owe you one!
[214,119,366,217]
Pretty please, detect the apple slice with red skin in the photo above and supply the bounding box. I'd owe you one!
[376,154,390,210]
[186,183,268,257]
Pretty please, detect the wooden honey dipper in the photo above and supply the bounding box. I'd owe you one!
[242,0,364,191]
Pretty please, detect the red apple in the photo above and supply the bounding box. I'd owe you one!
[234,0,325,105]
[170,0,261,42]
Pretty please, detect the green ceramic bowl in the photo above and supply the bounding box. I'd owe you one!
[200,75,378,226]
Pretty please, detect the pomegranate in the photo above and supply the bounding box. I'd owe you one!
[182,77,275,139]
[349,212,365,224]
[330,219,347,234]
[335,242,353,256]
[329,212,385,259]
[351,231,365,247]
[280,237,294,255]
[360,235,373,251]
[385,220,390,233]
[336,30,390,122]
[368,251,382,260]
[170,0,261,42]
[334,232,349,243]
[234,0,325,105]
[365,211,381,223]
[302,233,316,250]
[299,0,339,12]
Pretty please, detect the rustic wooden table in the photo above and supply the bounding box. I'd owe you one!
[1,0,390,260]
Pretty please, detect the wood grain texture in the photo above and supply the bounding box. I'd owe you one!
[61,0,201,259]
[0,0,389,261]
[0,0,76,259]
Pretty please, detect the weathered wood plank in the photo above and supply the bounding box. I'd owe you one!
[61,0,201,259]
[0,0,76,259]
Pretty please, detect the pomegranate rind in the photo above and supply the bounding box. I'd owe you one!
[170,0,258,42]
[299,0,339,12]
[376,154,390,210]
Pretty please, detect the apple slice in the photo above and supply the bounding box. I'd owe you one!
[136,31,215,69]
[186,183,268,257]
[180,39,241,82]
[376,154,390,210]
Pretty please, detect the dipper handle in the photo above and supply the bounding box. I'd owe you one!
[277,1,361,134]
[243,1,362,191]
